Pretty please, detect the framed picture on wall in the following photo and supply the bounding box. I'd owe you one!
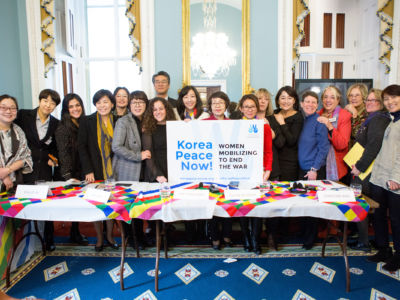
[65,0,75,56]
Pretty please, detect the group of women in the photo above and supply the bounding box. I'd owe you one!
[0,82,399,271]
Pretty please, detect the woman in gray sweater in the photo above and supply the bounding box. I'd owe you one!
[367,85,400,272]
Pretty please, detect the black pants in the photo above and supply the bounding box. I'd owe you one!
[44,221,54,245]
[209,217,232,241]
[370,183,400,252]
[122,219,145,245]
[298,166,327,245]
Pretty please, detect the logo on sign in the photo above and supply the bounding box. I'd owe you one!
[248,124,258,134]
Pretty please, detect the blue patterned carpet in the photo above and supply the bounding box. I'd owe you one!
[3,247,400,300]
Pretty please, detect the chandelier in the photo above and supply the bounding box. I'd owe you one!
[191,0,237,79]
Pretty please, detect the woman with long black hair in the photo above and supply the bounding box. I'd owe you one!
[55,93,88,244]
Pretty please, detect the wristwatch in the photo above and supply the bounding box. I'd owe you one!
[310,167,318,172]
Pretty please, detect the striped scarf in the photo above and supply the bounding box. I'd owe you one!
[96,113,114,180]
[325,106,340,181]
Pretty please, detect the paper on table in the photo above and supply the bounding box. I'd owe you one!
[15,185,49,199]
[84,188,111,203]
[224,189,261,201]
[173,189,209,201]
[343,142,374,180]
[317,189,356,203]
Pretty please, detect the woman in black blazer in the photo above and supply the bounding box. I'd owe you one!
[55,93,88,245]
[15,89,61,183]
[78,89,118,252]
[15,89,61,251]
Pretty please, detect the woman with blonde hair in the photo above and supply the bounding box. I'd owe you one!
[345,83,368,147]
[317,85,352,181]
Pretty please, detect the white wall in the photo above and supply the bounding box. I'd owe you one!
[295,0,393,88]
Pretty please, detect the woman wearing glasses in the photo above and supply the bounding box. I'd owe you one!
[238,94,273,254]
[112,91,151,250]
[348,89,391,252]
[204,92,232,250]
[0,95,32,192]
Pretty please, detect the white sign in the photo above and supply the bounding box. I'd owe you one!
[173,189,209,201]
[84,188,111,203]
[224,189,261,201]
[167,120,264,183]
[15,185,49,199]
[317,189,356,203]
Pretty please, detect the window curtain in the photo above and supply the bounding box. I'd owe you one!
[40,0,56,78]
[292,0,310,71]
[377,0,394,74]
[126,0,142,72]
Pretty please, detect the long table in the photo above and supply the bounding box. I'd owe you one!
[0,180,371,293]
[129,180,371,293]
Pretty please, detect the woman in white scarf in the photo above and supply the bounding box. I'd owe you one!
[0,95,32,192]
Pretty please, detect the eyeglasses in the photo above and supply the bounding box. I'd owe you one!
[131,101,146,106]
[0,106,17,112]
[154,80,168,85]
[243,105,256,110]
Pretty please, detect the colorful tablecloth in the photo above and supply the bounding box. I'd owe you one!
[129,181,370,222]
[0,181,370,223]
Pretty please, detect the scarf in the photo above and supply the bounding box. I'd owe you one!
[96,113,114,180]
[184,108,197,120]
[325,106,340,181]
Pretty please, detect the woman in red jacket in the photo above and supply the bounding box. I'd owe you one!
[238,94,273,254]
[317,86,352,181]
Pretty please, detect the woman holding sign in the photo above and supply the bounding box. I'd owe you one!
[367,85,400,271]
[142,98,177,182]
[177,86,210,120]
[204,92,233,249]
[238,94,273,254]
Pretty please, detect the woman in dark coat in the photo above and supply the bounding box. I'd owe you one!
[78,89,118,252]
[15,89,61,251]
[273,86,304,181]
[55,93,88,245]
[142,98,177,183]
[349,88,390,251]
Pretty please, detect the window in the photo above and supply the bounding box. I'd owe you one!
[321,62,330,79]
[300,14,310,47]
[86,0,142,111]
[336,13,345,48]
[334,62,343,79]
[323,13,332,48]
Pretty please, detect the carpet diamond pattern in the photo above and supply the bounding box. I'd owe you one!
[108,263,133,283]
[309,262,336,283]
[175,263,201,285]
[242,263,269,284]
[43,261,68,281]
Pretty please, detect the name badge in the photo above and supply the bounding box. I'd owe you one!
[84,188,111,203]
[15,185,49,199]
[329,117,337,123]
[317,189,356,203]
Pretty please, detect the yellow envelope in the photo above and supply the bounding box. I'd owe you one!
[343,142,374,180]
